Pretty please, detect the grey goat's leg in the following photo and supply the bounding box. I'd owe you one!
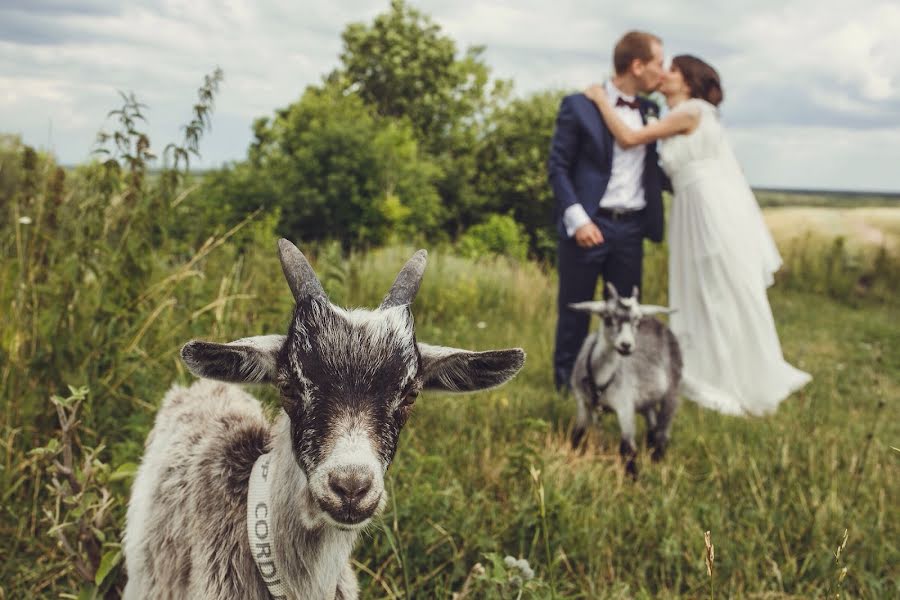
[614,404,639,477]
[651,389,680,462]
[642,407,658,449]
[570,384,591,452]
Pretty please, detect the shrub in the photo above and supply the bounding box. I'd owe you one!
[457,213,530,261]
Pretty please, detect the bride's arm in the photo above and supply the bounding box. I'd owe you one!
[585,85,699,149]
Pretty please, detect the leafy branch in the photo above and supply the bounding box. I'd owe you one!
[164,66,224,174]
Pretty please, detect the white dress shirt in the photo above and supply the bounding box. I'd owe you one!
[563,80,647,237]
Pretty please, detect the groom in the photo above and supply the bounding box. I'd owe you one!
[549,30,668,391]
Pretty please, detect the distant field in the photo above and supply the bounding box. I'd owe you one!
[754,188,900,208]
[763,206,900,251]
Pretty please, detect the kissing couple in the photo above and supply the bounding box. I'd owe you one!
[549,30,811,416]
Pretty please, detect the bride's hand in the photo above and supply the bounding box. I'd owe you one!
[585,84,608,104]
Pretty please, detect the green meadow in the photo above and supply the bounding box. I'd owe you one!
[2,186,897,597]
[1,2,898,596]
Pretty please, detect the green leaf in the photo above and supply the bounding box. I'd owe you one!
[109,462,139,482]
[94,549,122,586]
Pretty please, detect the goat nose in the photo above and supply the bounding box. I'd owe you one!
[328,470,373,503]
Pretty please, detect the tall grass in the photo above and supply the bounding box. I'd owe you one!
[776,233,899,305]
[348,264,897,598]
[1,143,897,597]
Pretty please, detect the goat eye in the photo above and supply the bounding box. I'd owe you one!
[603,317,613,327]
[401,390,418,406]
[279,381,303,402]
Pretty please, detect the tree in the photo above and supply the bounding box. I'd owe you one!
[204,84,443,247]
[331,0,513,237]
[333,0,502,148]
[474,90,566,260]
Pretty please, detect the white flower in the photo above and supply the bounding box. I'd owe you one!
[504,556,535,581]
[18,216,32,225]
[476,321,487,329]
[516,558,534,580]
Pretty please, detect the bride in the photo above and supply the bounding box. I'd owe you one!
[585,55,810,416]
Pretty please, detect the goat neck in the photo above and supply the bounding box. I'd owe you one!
[590,333,620,384]
[267,414,359,599]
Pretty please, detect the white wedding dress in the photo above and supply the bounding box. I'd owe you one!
[660,98,811,416]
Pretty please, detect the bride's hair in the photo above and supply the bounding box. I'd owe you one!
[672,55,724,106]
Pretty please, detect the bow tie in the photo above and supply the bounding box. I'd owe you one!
[615,96,640,110]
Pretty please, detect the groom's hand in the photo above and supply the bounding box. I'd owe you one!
[575,223,604,247]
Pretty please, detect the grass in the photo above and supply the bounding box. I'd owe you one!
[344,249,898,598]
[1,150,897,597]
[2,243,898,598]
[763,206,900,253]
[754,189,899,209]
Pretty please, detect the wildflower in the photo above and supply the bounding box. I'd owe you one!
[18,216,32,225]
[504,556,535,581]
[476,321,487,329]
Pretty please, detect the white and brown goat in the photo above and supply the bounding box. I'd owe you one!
[122,240,525,599]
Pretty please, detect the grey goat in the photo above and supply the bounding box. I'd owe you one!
[123,240,525,600]
[568,284,682,475]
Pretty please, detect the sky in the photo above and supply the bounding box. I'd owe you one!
[2,0,899,191]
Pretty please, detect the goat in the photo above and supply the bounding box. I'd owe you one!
[122,240,525,600]
[568,284,681,476]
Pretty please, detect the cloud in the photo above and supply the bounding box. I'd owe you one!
[730,125,900,190]
[0,0,897,190]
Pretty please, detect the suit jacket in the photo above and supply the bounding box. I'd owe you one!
[548,93,666,242]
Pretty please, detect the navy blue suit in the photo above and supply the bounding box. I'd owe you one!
[548,93,666,389]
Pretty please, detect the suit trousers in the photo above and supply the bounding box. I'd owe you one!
[553,215,644,390]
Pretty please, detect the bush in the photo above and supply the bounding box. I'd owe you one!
[199,84,444,248]
[457,213,530,261]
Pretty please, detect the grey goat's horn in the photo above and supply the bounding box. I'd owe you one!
[605,282,619,302]
[380,249,428,309]
[277,238,326,302]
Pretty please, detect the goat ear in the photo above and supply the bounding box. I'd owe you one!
[181,335,285,384]
[417,343,525,392]
[568,301,608,315]
[640,305,676,317]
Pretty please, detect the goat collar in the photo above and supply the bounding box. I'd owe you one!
[584,337,616,408]
[247,452,290,600]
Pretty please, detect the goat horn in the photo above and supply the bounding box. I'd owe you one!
[380,249,428,309]
[277,239,326,302]
[605,282,619,301]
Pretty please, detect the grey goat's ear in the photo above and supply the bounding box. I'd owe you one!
[181,335,286,384]
[631,285,640,300]
[417,343,525,392]
[380,249,428,309]
[640,305,677,317]
[568,301,609,315]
